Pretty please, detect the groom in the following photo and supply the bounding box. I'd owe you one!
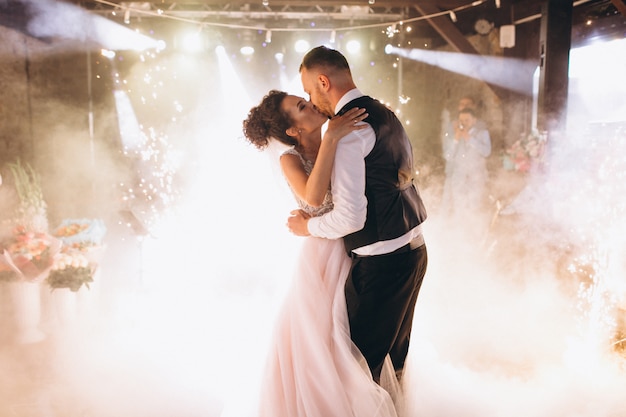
[288,45,428,384]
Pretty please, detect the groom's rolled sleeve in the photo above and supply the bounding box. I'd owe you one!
[307,127,373,240]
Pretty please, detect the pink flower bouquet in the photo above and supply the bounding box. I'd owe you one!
[0,226,61,283]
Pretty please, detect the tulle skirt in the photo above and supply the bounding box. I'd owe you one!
[253,236,401,417]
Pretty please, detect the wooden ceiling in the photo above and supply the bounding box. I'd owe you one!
[67,0,623,47]
[68,0,619,27]
[1,0,623,52]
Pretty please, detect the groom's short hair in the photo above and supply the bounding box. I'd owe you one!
[299,45,351,74]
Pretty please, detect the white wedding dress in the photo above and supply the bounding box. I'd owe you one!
[225,148,402,417]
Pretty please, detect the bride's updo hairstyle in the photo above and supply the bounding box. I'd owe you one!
[242,90,298,150]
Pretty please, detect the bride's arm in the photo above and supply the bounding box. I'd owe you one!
[305,107,367,207]
[282,107,368,207]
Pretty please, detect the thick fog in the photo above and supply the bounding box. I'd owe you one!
[1,8,625,416]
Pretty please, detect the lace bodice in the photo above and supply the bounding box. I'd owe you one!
[283,148,333,217]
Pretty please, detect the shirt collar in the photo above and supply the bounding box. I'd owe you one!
[334,88,364,115]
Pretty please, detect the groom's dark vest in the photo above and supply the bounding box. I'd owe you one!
[337,96,427,254]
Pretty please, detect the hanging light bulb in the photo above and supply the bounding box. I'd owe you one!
[329,30,336,44]
[262,0,269,6]
[449,11,458,22]
[240,30,255,55]
[240,45,255,55]
[265,30,272,44]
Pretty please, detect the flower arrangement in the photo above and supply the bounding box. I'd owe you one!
[502,130,547,173]
[0,161,60,283]
[0,226,61,283]
[47,247,94,292]
[47,218,106,292]
[53,218,106,247]
[6,160,48,232]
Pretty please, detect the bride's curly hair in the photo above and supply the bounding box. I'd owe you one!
[242,90,298,150]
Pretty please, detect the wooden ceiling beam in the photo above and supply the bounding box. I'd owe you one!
[412,3,481,55]
[609,0,626,15]
[79,0,466,6]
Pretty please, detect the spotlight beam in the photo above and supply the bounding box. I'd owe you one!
[24,0,161,51]
[387,45,536,95]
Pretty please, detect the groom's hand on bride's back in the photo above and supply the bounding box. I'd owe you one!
[287,209,311,236]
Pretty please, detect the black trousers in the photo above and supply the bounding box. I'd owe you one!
[345,244,428,383]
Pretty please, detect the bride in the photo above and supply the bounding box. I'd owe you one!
[232,90,402,417]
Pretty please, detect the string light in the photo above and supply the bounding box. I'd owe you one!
[93,0,491,35]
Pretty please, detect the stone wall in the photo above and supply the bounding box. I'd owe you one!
[0,29,32,163]
[0,25,127,227]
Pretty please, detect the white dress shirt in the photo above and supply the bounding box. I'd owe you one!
[308,89,423,255]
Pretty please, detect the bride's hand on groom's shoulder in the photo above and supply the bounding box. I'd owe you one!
[326,108,368,144]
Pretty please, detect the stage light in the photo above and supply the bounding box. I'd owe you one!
[182,32,203,53]
[346,39,361,54]
[101,49,116,59]
[240,45,254,55]
[240,30,255,55]
[155,40,167,51]
[294,39,310,53]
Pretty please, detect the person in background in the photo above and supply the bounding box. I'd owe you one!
[440,107,492,232]
[441,95,487,149]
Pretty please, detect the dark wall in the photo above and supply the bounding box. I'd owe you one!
[0,26,128,227]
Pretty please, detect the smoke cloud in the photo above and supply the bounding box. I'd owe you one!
[1,25,625,417]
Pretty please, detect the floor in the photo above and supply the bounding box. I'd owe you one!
[0,285,80,417]
[0,278,225,417]
[1,215,626,417]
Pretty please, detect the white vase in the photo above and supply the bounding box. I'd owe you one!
[7,281,45,344]
[51,287,77,327]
